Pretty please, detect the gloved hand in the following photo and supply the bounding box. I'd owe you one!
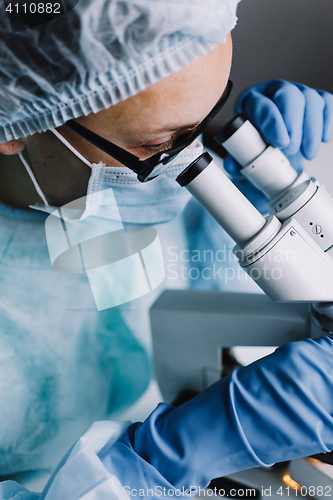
[223,80,333,213]
[102,335,333,496]
[1,336,331,499]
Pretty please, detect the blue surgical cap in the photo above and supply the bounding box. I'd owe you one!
[0,0,241,143]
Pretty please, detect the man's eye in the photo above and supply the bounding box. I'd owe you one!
[141,139,174,154]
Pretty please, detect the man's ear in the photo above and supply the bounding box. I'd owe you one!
[0,140,25,155]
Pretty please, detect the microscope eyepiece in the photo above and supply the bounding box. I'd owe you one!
[215,114,267,167]
[177,151,266,246]
[214,114,246,144]
[176,152,213,187]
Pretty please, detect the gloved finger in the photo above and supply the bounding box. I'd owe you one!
[235,80,275,115]
[266,81,306,157]
[317,90,333,143]
[292,83,325,160]
[223,154,243,179]
[235,87,291,150]
[235,80,309,156]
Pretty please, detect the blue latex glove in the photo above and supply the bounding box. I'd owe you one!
[224,80,333,212]
[102,335,333,496]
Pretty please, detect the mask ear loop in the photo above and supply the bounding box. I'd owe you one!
[18,152,50,207]
[18,129,92,208]
[50,129,93,168]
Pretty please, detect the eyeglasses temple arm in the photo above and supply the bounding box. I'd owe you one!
[65,120,143,174]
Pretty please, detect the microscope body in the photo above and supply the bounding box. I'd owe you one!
[171,116,333,495]
[177,115,333,304]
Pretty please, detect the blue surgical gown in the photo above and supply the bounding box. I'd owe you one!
[0,195,262,497]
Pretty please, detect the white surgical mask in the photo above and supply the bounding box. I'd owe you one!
[19,130,204,225]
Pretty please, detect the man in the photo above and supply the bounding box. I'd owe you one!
[0,0,332,498]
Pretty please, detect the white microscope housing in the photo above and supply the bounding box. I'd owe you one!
[177,115,333,303]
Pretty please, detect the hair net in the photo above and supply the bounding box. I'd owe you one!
[0,0,241,144]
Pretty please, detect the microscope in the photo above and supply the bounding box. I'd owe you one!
[151,115,333,499]
[176,114,333,332]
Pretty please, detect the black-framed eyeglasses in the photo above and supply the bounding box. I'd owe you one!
[65,80,233,182]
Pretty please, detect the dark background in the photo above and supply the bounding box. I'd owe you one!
[211,0,333,130]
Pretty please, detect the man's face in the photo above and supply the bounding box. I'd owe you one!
[0,36,232,207]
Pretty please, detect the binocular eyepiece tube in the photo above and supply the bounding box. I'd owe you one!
[216,115,299,200]
[176,152,267,247]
